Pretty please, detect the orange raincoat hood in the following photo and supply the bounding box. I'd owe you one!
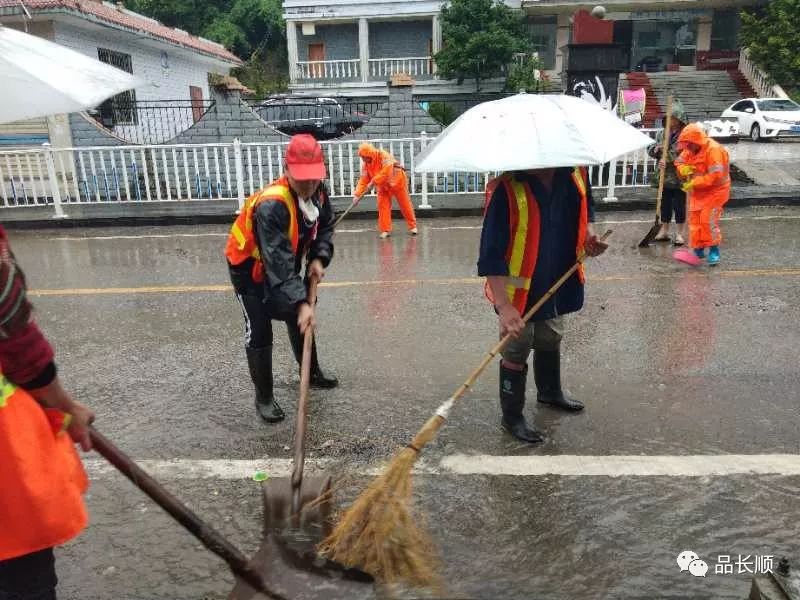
[358,143,381,161]
[677,123,708,148]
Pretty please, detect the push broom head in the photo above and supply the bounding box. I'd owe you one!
[318,416,445,589]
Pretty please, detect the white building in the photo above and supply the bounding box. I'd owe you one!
[0,0,242,145]
[282,0,766,97]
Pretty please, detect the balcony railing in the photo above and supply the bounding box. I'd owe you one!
[369,57,433,80]
[738,48,788,99]
[295,59,361,81]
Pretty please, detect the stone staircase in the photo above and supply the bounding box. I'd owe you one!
[620,71,750,125]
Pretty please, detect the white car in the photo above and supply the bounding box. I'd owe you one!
[721,97,800,142]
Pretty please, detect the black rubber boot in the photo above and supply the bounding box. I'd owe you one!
[534,349,584,412]
[245,346,285,423]
[499,363,544,444]
[287,325,339,389]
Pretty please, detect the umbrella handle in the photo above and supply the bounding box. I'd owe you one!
[334,200,357,228]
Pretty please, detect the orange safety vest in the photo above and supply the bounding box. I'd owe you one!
[484,168,589,314]
[224,177,300,283]
[0,373,88,560]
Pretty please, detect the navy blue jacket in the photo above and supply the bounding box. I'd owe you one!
[477,168,595,321]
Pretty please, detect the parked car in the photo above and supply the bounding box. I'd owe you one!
[254,97,367,140]
[698,118,740,143]
[721,98,800,142]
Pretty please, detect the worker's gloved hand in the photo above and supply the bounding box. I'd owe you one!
[681,179,696,193]
[352,194,361,205]
[584,235,608,257]
[677,165,695,178]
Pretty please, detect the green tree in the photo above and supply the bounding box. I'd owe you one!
[740,0,800,98]
[123,0,289,94]
[435,0,528,91]
[505,53,547,93]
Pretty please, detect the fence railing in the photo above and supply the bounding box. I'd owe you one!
[0,130,660,216]
[295,59,361,81]
[369,57,433,79]
[87,99,216,145]
[739,49,789,99]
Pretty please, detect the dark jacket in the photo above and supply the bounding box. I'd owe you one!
[230,182,335,314]
[477,168,595,321]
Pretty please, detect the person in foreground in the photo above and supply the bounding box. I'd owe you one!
[0,225,94,600]
[478,166,607,444]
[225,134,338,423]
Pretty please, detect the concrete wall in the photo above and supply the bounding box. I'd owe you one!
[347,84,443,139]
[297,23,359,61]
[369,20,431,58]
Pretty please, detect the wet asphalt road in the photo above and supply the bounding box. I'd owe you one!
[10,206,800,599]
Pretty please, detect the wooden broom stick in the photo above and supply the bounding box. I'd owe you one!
[319,230,613,586]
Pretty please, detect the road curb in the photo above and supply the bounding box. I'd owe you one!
[2,192,799,229]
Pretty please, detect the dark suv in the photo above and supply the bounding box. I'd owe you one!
[255,97,367,140]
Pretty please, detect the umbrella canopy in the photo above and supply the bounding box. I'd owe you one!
[415,93,654,173]
[0,24,142,125]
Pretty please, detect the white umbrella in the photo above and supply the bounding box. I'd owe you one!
[415,93,654,173]
[0,24,142,124]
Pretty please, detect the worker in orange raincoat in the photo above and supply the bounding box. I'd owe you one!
[352,143,418,239]
[0,225,94,600]
[673,123,731,266]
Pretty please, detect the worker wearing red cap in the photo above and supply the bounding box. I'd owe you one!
[673,123,731,266]
[225,134,338,423]
[353,142,418,239]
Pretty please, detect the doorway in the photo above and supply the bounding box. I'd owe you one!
[308,43,325,78]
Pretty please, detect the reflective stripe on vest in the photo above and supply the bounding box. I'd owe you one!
[224,178,299,282]
[484,168,589,314]
[0,374,16,407]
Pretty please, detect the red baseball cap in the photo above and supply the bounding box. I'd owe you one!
[285,134,326,181]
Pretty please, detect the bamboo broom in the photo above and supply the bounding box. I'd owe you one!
[319,230,613,587]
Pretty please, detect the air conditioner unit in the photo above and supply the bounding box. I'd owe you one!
[302,22,316,36]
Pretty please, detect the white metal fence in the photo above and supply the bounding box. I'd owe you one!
[0,130,660,217]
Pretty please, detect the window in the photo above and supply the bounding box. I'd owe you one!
[711,10,739,51]
[97,48,137,126]
[526,17,557,70]
[757,99,800,112]
[637,30,661,48]
[731,100,754,112]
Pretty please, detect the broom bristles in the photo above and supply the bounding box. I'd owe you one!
[318,415,446,588]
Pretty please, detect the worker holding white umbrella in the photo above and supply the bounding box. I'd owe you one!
[416,93,653,443]
[0,23,139,600]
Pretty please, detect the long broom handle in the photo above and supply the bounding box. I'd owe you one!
[654,96,673,225]
[291,275,319,516]
[406,230,613,450]
[89,427,286,600]
[334,200,357,228]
